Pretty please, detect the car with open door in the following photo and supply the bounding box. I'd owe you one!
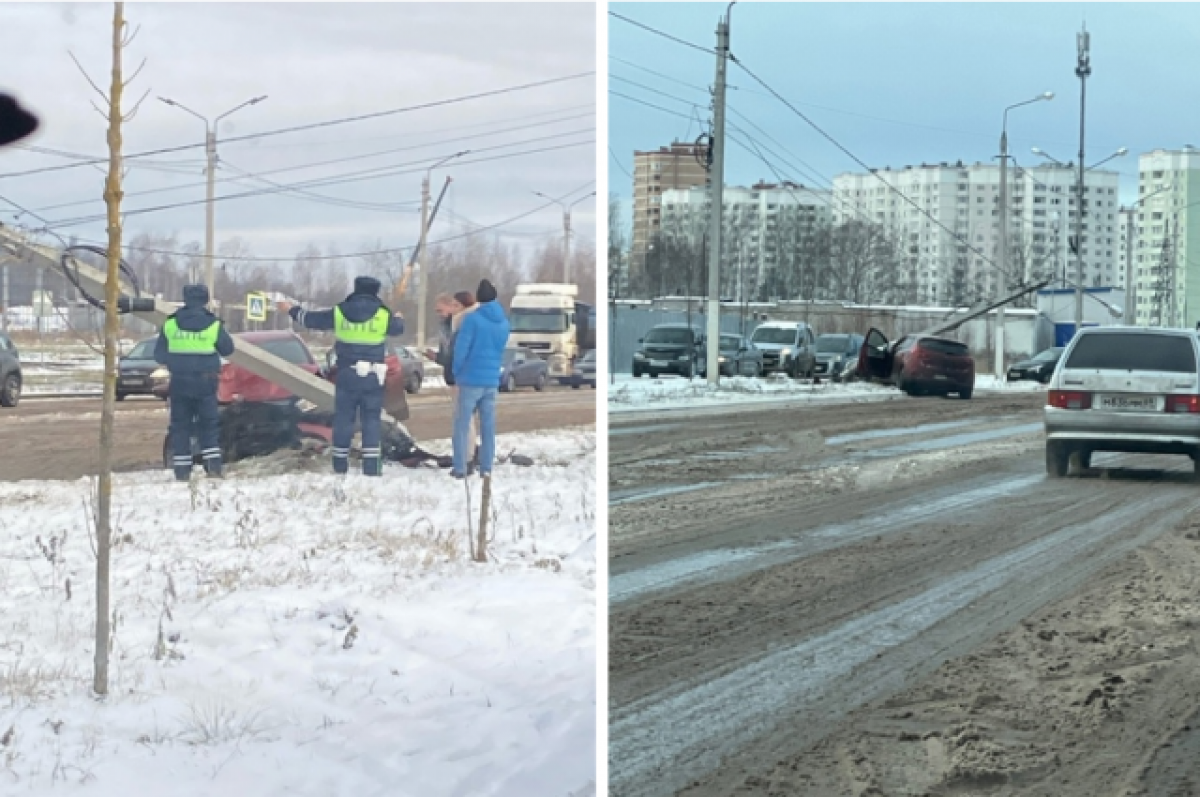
[858,328,974,399]
[1044,326,1200,478]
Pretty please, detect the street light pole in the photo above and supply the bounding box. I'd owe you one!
[1074,25,1092,336]
[159,95,267,304]
[416,151,468,350]
[996,92,1053,379]
[532,190,596,284]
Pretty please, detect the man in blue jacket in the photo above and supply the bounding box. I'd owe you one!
[155,284,235,481]
[451,279,510,479]
[282,276,404,477]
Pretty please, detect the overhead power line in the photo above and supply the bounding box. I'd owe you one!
[0,71,595,180]
[608,12,715,55]
[26,179,599,263]
[39,133,593,230]
[26,109,595,216]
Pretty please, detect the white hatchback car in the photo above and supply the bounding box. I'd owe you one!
[1044,326,1200,477]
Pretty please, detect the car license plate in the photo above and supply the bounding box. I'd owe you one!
[125,378,144,386]
[650,360,668,367]
[934,374,948,380]
[1098,394,1159,412]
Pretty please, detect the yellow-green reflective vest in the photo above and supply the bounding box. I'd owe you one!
[164,318,220,355]
[334,306,389,345]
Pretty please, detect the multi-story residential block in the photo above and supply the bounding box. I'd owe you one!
[657,181,832,298]
[831,162,1120,306]
[1132,147,1200,328]
[630,141,709,289]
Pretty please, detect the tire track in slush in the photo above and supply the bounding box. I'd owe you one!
[610,472,1042,604]
[609,484,1200,797]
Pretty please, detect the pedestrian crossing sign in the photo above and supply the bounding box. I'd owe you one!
[246,293,268,322]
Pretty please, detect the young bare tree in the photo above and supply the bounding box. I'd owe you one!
[81,0,148,697]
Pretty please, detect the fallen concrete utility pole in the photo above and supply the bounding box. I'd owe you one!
[921,280,1051,339]
[0,225,407,430]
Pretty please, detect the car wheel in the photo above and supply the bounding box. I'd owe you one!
[632,366,643,378]
[406,374,421,394]
[506,374,516,392]
[1079,450,1092,470]
[960,387,973,400]
[648,369,660,379]
[534,373,546,391]
[571,382,581,389]
[0,373,20,408]
[116,391,127,402]
[682,361,694,379]
[1046,441,1070,478]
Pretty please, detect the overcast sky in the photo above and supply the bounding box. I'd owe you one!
[2,2,595,265]
[609,2,1200,229]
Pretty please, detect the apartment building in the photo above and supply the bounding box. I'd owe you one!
[630,141,709,289]
[658,181,832,296]
[831,162,1120,306]
[1132,147,1200,328]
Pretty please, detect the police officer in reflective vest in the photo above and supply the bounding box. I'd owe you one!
[282,276,404,476]
[155,284,235,481]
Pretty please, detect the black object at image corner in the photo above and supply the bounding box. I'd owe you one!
[0,94,39,146]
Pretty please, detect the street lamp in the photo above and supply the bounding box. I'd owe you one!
[1031,146,1126,171]
[532,189,596,284]
[415,150,469,350]
[158,95,268,303]
[995,91,1053,379]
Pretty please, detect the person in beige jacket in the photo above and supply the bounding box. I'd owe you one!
[450,291,481,470]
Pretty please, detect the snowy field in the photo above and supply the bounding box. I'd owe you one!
[0,429,596,796]
[608,373,1045,413]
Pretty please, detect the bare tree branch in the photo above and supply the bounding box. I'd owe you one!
[68,51,111,108]
[122,87,151,123]
[124,57,148,88]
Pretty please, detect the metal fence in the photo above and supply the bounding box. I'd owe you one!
[606,304,765,374]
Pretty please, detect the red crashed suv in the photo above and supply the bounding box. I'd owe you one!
[858,328,975,399]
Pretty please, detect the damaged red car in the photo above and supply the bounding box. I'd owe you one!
[857,327,975,400]
[159,330,416,466]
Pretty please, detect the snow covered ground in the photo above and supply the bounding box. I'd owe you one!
[0,429,596,796]
[608,373,1046,413]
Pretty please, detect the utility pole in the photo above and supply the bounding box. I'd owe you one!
[705,3,733,386]
[0,261,7,333]
[416,151,468,350]
[158,94,267,304]
[562,208,572,284]
[1073,25,1091,336]
[417,171,429,350]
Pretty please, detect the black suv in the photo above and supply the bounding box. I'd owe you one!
[0,332,20,407]
[632,324,707,378]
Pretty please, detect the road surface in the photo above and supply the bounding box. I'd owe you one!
[609,391,1200,796]
[0,386,594,481]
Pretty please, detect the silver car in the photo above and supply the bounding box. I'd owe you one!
[1045,327,1200,477]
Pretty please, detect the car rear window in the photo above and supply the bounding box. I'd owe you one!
[257,337,312,365]
[918,338,969,356]
[1065,333,1197,373]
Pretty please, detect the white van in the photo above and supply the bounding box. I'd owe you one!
[749,321,817,377]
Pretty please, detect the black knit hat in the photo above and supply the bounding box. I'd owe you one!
[0,94,38,147]
[354,276,381,296]
[476,279,498,303]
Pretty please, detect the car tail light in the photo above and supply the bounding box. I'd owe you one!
[1166,395,1200,413]
[1048,390,1092,410]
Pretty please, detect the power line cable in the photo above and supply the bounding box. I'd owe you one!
[26,110,595,216]
[607,12,714,55]
[0,71,594,180]
[38,134,593,230]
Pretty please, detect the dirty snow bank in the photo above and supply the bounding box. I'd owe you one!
[0,429,596,796]
[608,374,898,412]
[609,373,1047,412]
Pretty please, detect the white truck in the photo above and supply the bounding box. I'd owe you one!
[507,283,594,380]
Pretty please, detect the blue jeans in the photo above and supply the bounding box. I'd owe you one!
[453,386,496,475]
